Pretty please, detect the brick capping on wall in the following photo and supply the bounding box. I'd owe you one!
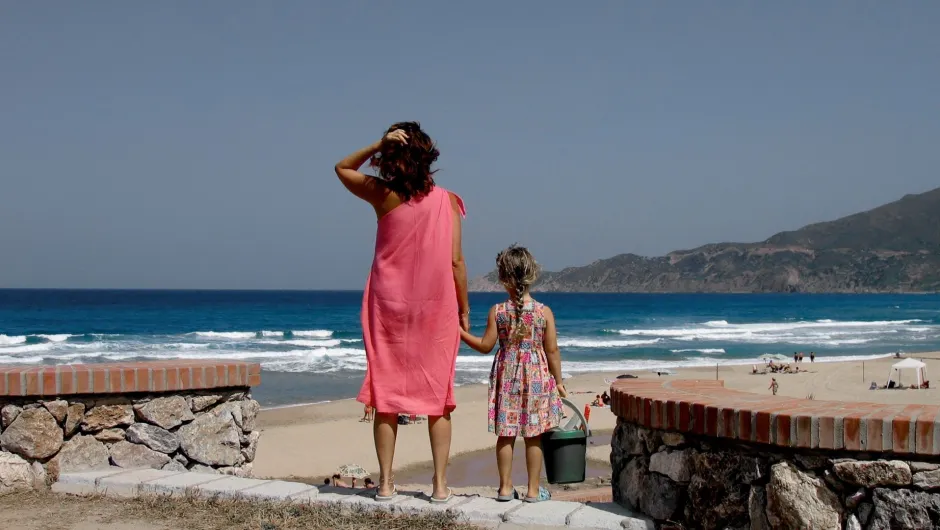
[0,360,262,397]
[610,379,940,456]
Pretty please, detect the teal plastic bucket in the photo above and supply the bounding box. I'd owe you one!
[542,398,590,484]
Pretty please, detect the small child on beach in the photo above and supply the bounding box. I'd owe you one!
[460,245,567,503]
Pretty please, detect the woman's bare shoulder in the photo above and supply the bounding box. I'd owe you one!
[445,189,467,217]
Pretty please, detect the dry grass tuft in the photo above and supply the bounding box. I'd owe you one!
[0,490,477,530]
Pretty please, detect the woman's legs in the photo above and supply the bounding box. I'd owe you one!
[373,412,399,497]
[523,436,543,499]
[496,436,516,497]
[427,413,452,500]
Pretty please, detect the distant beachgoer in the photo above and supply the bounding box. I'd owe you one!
[769,378,779,395]
[323,478,331,486]
[591,395,603,407]
[601,391,610,406]
[460,245,566,504]
[810,352,815,363]
[793,352,798,363]
[361,404,374,423]
[336,123,467,503]
[331,474,349,488]
[798,352,804,363]
[364,478,375,489]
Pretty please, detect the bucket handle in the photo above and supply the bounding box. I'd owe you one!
[560,397,591,437]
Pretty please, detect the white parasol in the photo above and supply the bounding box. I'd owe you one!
[335,464,369,479]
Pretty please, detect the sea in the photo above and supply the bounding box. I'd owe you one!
[1,290,938,407]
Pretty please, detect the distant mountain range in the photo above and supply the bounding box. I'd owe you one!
[469,187,940,293]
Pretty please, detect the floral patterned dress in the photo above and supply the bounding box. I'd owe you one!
[488,299,563,437]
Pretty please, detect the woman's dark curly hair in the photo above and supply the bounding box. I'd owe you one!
[371,121,439,202]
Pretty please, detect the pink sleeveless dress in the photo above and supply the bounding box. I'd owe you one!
[357,186,466,416]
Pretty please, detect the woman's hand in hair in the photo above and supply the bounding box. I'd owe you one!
[382,129,408,147]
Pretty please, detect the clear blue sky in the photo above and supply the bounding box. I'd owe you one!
[2,2,938,289]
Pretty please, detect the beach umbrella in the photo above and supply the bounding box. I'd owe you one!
[335,464,369,479]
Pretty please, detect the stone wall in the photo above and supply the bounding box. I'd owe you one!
[609,379,940,530]
[0,361,261,494]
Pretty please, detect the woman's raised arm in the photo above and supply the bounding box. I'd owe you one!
[334,130,408,206]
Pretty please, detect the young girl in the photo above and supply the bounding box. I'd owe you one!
[460,245,567,503]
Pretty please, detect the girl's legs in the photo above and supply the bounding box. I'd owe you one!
[427,414,452,500]
[496,436,516,496]
[373,412,399,497]
[523,436,544,499]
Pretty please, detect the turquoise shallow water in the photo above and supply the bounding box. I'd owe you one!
[1,290,938,406]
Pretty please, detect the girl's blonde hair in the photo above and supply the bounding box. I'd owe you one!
[496,245,540,342]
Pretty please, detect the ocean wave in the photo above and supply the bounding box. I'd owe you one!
[190,331,258,340]
[671,348,726,354]
[282,339,343,348]
[292,330,334,338]
[609,319,934,346]
[0,355,46,364]
[617,319,926,337]
[558,338,662,348]
[0,343,62,354]
[0,335,27,346]
[704,320,730,327]
[36,334,73,342]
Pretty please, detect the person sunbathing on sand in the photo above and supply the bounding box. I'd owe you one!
[331,474,349,488]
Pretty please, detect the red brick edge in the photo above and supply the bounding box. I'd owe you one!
[0,360,261,398]
[610,379,940,457]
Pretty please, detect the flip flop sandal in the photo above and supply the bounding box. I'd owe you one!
[429,488,454,504]
[524,486,551,503]
[496,489,520,502]
[374,487,398,502]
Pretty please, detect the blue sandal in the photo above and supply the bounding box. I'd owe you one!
[524,486,551,503]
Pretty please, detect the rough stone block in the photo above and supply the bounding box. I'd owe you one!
[394,494,469,513]
[193,476,269,498]
[240,480,317,501]
[141,471,228,495]
[307,492,345,503]
[0,452,39,494]
[492,523,564,530]
[504,500,581,526]
[457,496,521,523]
[832,460,912,488]
[287,488,320,503]
[98,468,183,497]
[567,503,654,529]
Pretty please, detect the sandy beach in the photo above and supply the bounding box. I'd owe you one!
[254,352,940,487]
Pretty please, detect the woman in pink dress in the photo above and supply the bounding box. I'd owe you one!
[334,122,469,503]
